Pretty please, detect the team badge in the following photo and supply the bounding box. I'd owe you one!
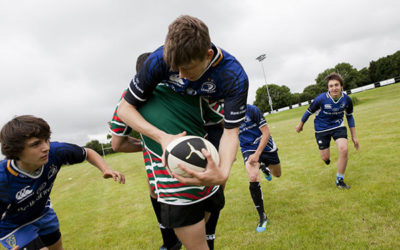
[200,82,217,93]
[6,235,17,248]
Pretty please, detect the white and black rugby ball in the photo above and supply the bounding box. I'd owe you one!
[165,135,219,177]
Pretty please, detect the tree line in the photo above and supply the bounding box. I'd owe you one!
[254,50,400,113]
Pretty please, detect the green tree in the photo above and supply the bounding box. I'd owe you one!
[302,84,324,101]
[254,84,293,112]
[357,67,371,87]
[85,140,102,155]
[315,63,359,91]
[369,50,400,82]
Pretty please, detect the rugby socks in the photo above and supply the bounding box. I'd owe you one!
[150,196,179,248]
[206,211,220,250]
[324,159,331,165]
[336,173,344,183]
[249,182,265,222]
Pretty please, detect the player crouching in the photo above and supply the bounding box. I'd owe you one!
[0,115,125,250]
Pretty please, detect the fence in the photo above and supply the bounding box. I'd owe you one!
[264,76,400,116]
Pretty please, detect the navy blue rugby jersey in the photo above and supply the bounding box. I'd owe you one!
[303,92,355,132]
[0,142,86,230]
[124,44,249,129]
[239,104,277,153]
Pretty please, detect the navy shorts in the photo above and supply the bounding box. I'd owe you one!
[242,150,280,166]
[160,186,225,228]
[0,208,61,249]
[315,127,347,150]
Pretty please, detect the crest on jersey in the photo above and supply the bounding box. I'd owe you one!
[200,82,217,93]
[48,165,58,179]
[6,235,16,248]
[169,74,185,87]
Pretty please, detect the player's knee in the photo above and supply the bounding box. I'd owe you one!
[111,142,121,152]
[338,145,348,155]
[248,175,258,182]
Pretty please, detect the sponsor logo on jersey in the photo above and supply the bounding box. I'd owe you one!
[169,74,185,87]
[16,186,33,202]
[37,182,47,194]
[324,104,332,109]
[200,82,217,93]
[48,165,58,179]
[132,77,144,94]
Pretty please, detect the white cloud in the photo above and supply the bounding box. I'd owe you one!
[1,0,399,146]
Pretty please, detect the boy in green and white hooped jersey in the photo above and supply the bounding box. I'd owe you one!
[110,84,224,249]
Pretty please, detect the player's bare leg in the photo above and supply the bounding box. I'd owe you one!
[335,138,350,189]
[319,148,331,165]
[335,138,348,175]
[268,163,281,177]
[174,219,208,250]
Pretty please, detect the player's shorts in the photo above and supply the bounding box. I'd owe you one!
[242,150,280,166]
[160,186,225,228]
[0,208,61,249]
[315,126,348,150]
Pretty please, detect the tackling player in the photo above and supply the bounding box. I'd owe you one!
[0,115,125,250]
[296,72,360,189]
[117,15,248,249]
[239,104,281,232]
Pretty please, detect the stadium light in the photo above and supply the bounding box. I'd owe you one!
[256,54,273,112]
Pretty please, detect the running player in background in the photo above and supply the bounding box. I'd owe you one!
[239,104,281,232]
[296,72,360,189]
[0,115,125,250]
[117,15,248,249]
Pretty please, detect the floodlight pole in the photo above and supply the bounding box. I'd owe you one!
[256,54,273,112]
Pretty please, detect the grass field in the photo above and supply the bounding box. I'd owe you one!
[49,84,400,249]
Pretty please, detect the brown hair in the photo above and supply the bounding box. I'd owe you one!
[163,15,211,71]
[0,115,51,159]
[325,72,344,87]
[136,52,151,72]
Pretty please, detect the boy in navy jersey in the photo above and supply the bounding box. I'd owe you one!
[118,15,248,250]
[239,104,281,232]
[0,115,125,249]
[296,73,360,189]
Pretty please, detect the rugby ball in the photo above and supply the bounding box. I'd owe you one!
[165,136,219,177]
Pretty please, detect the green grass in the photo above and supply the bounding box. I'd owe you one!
[48,84,400,249]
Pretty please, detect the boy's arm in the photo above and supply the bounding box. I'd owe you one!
[173,127,239,186]
[111,134,142,153]
[248,124,270,165]
[85,148,125,184]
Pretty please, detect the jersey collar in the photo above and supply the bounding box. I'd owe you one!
[9,160,44,179]
[327,91,344,103]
